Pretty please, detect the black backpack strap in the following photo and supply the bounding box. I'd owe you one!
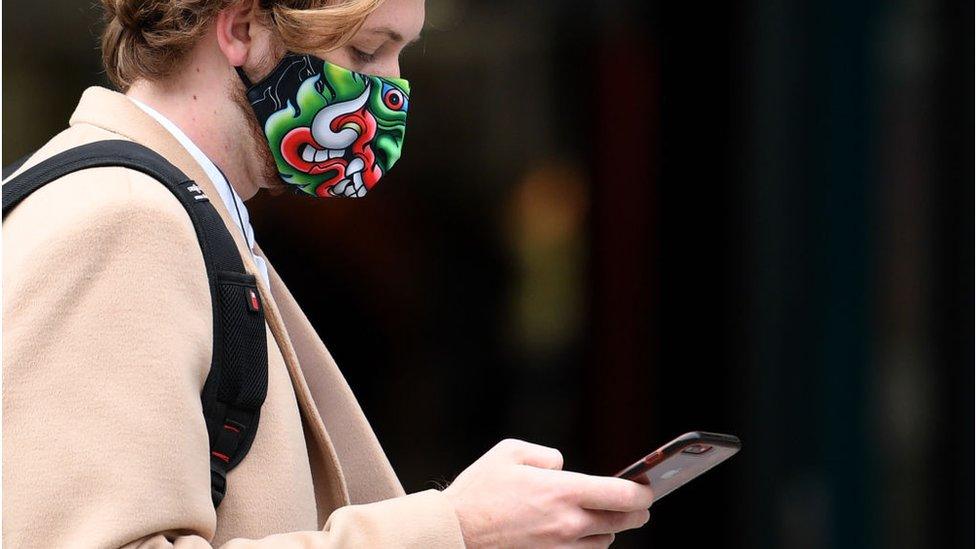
[1,151,33,180]
[2,140,268,508]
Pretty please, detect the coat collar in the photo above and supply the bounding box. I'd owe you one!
[69,86,355,513]
[257,248,406,504]
[69,86,255,266]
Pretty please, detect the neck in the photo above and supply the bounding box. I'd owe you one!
[126,37,263,201]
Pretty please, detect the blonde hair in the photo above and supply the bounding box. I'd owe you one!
[100,0,383,90]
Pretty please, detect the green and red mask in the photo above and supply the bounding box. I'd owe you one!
[237,54,409,198]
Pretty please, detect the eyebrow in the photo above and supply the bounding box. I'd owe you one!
[363,26,422,45]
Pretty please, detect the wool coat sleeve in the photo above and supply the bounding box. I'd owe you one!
[1,168,464,548]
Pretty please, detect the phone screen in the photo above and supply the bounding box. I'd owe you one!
[615,431,740,502]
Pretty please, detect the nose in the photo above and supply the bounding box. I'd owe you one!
[373,59,400,80]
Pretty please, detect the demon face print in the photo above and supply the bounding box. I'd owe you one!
[243,55,409,198]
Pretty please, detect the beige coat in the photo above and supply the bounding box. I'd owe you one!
[2,87,465,548]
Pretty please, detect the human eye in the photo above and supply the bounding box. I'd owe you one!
[349,46,377,64]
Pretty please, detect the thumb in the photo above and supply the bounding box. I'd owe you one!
[495,439,564,470]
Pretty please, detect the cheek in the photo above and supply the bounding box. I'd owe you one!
[320,50,354,68]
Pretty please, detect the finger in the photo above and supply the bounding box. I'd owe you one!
[493,438,564,469]
[580,509,650,536]
[563,473,655,511]
[571,533,615,548]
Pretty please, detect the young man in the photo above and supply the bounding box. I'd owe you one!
[2,1,652,547]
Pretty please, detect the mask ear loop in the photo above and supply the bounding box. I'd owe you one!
[235,66,254,88]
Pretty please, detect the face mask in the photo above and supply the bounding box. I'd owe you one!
[237,54,410,198]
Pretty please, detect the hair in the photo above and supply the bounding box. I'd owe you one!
[100,0,384,90]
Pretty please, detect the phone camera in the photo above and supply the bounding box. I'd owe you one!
[681,444,713,455]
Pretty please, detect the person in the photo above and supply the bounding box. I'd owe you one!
[1,0,653,547]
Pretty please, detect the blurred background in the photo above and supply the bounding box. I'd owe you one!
[3,0,973,547]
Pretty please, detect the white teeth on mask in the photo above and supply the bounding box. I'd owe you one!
[301,145,316,162]
[325,165,367,198]
[352,172,365,197]
[307,148,345,163]
[347,157,365,175]
[331,179,349,196]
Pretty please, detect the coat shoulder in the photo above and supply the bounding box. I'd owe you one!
[2,133,211,327]
[3,126,201,264]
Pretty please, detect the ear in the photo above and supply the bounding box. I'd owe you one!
[215,0,262,68]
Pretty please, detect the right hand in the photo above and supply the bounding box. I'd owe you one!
[443,439,654,548]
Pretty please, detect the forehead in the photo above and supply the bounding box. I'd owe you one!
[357,0,425,43]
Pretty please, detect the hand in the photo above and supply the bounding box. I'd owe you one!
[443,439,654,548]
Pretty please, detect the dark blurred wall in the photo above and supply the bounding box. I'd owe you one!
[3,1,972,548]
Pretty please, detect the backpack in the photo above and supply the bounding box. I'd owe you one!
[2,139,269,508]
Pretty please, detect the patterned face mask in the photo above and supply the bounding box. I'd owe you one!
[237,54,409,198]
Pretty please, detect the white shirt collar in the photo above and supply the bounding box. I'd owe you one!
[129,97,269,286]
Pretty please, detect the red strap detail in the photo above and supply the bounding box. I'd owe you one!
[247,288,261,312]
[223,424,240,434]
[212,451,231,463]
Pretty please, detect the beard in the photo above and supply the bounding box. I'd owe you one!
[231,82,289,196]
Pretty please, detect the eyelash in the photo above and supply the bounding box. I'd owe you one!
[351,47,376,64]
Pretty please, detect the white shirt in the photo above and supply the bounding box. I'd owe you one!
[130,98,270,286]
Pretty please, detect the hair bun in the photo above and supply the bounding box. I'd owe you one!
[102,0,155,32]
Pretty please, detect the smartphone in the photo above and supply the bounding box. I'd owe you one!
[614,431,741,502]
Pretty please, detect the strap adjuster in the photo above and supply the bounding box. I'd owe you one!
[210,460,228,507]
